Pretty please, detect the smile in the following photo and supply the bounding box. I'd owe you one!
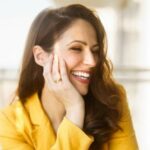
[71,71,91,84]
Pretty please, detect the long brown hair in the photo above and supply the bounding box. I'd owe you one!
[17,4,125,149]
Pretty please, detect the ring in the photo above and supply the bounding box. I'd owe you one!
[53,78,62,83]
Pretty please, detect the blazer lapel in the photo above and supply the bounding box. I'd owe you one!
[24,93,56,149]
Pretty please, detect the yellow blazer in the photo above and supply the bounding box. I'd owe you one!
[0,93,138,150]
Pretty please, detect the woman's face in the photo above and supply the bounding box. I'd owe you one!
[53,19,99,95]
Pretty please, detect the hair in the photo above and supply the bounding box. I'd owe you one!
[16,4,126,149]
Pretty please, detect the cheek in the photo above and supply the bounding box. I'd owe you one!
[61,53,81,72]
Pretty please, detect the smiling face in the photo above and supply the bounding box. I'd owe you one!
[53,19,99,95]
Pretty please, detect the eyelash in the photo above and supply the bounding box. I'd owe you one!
[70,47,99,54]
[70,47,82,51]
[92,49,99,54]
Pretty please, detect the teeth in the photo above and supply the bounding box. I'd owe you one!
[72,71,90,78]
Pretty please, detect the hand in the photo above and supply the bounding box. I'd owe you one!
[43,53,85,128]
[43,53,84,109]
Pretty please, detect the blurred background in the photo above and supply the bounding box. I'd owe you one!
[0,0,150,149]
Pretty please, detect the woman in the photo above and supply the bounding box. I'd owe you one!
[0,4,138,150]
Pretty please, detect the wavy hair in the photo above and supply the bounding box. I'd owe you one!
[17,4,125,149]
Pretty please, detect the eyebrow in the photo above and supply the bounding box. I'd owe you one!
[67,40,99,48]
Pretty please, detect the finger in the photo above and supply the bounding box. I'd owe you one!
[59,57,69,82]
[43,54,54,84]
[52,54,61,81]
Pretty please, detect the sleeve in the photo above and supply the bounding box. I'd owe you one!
[50,117,94,150]
[108,97,139,150]
[0,110,34,150]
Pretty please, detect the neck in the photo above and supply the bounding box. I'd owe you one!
[41,85,66,130]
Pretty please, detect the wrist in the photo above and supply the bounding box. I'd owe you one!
[65,101,84,112]
[65,103,85,129]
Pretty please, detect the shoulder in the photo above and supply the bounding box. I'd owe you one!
[0,93,47,133]
[0,97,21,119]
[0,95,34,136]
[108,86,139,149]
[114,83,129,121]
[118,86,131,122]
[0,98,25,129]
[111,86,137,135]
[0,99,27,144]
[0,96,38,149]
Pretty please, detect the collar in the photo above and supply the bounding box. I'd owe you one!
[24,93,50,126]
[24,93,56,148]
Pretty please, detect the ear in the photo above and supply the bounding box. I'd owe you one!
[32,45,49,66]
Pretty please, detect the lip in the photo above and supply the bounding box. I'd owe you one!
[73,75,90,84]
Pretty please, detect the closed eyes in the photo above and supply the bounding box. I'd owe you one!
[70,47,82,51]
[92,48,99,53]
[70,47,99,55]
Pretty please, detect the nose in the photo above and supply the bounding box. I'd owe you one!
[83,50,96,67]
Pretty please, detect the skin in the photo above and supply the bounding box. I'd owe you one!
[33,19,99,134]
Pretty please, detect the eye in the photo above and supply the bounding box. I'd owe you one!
[70,47,82,51]
[92,48,99,54]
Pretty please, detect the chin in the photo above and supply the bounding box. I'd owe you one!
[70,77,89,95]
[78,88,88,96]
